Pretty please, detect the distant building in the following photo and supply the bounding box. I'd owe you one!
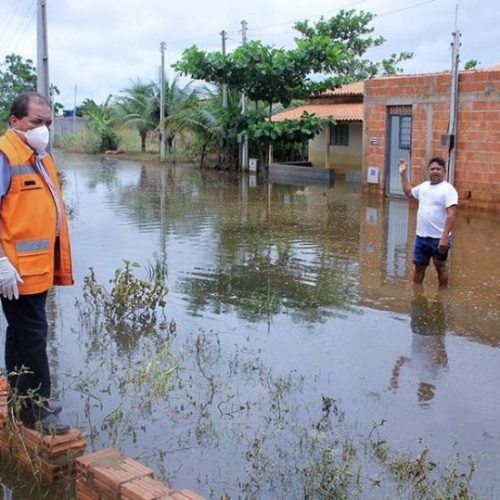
[271,82,364,177]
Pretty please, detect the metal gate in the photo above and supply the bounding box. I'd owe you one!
[385,199,410,278]
[386,106,412,196]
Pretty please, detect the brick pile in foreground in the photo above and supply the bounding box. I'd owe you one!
[0,378,204,499]
[76,448,203,500]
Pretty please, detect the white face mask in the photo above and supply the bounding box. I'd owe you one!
[14,125,50,151]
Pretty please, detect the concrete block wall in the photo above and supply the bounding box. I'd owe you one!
[363,68,500,212]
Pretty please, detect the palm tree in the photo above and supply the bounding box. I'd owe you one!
[152,76,199,153]
[116,79,156,152]
[80,95,120,152]
[170,98,221,167]
[167,86,243,168]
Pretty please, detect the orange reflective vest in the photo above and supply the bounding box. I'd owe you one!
[0,129,73,295]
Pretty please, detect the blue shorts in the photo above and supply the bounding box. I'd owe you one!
[413,235,451,266]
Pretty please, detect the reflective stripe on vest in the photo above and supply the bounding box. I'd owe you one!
[11,164,37,176]
[15,239,49,253]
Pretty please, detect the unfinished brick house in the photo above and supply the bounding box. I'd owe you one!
[363,66,500,212]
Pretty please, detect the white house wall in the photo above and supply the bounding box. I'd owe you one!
[308,122,363,173]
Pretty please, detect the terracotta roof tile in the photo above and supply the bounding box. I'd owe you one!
[271,103,363,122]
[319,81,364,96]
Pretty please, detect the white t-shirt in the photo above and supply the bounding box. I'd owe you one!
[411,181,458,238]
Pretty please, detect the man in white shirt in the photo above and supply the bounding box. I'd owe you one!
[399,157,458,286]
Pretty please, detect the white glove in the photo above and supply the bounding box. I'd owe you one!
[0,256,23,300]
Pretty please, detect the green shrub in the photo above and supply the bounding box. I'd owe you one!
[99,127,120,152]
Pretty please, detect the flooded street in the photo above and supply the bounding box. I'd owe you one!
[1,152,499,498]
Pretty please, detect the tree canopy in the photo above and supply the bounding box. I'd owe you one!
[0,54,37,126]
[173,9,412,162]
[174,9,412,112]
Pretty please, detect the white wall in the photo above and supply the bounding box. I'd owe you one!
[308,122,363,174]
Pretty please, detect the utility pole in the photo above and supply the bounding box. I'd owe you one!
[36,0,50,101]
[447,6,461,184]
[72,84,77,134]
[240,20,249,170]
[220,30,228,168]
[49,85,55,151]
[160,41,166,163]
[221,31,228,109]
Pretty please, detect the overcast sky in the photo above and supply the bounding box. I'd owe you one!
[0,0,498,108]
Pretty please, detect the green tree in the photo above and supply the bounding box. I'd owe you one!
[0,54,37,126]
[152,76,198,153]
[249,112,324,145]
[82,96,120,152]
[116,79,157,152]
[464,59,480,70]
[174,10,412,160]
[167,86,245,167]
[293,10,411,79]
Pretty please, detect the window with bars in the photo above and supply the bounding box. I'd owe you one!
[330,123,349,146]
[399,116,412,149]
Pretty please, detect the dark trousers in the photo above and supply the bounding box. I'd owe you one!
[1,291,50,408]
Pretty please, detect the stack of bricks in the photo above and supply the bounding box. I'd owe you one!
[0,378,204,499]
[0,378,9,454]
[13,426,87,483]
[0,378,8,429]
[0,377,87,483]
[76,448,204,500]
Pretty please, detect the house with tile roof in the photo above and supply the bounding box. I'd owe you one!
[271,81,364,177]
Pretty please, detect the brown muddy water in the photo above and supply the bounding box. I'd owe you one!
[0,152,499,498]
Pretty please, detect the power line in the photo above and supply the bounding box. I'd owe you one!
[0,0,26,48]
[2,0,36,57]
[249,0,370,32]
[164,0,370,46]
[164,0,441,50]
[377,0,437,17]
[0,0,28,47]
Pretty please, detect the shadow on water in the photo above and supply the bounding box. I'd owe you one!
[0,152,499,498]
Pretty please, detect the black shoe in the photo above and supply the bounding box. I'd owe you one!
[43,400,62,415]
[22,408,70,435]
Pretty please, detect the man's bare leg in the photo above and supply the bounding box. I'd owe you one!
[413,264,427,284]
[433,258,449,286]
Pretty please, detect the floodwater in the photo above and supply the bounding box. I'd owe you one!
[0,152,499,498]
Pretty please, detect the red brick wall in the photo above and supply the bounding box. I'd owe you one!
[363,69,500,212]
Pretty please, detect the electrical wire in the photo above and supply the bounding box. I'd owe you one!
[4,1,36,58]
[163,0,441,50]
[377,0,437,17]
[249,0,370,32]
[2,0,36,58]
[163,0,372,46]
[0,0,26,48]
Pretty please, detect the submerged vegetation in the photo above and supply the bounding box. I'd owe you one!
[80,260,167,330]
[71,263,479,497]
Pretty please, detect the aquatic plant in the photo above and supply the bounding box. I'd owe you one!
[80,260,167,328]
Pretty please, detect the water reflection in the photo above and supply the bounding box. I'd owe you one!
[390,289,448,406]
[384,199,409,278]
[99,164,363,323]
[55,155,500,340]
